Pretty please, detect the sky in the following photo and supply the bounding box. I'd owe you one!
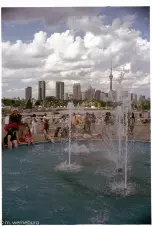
[2,7,150,99]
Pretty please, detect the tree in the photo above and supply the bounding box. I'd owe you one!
[46,96,56,102]
[26,99,32,109]
[35,100,41,106]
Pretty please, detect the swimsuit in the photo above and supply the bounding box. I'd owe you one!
[4,131,17,145]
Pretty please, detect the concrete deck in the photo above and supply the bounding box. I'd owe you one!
[31,124,150,142]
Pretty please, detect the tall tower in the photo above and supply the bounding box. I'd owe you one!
[73,83,82,100]
[109,60,113,91]
[25,86,32,101]
[38,81,46,101]
[56,81,64,100]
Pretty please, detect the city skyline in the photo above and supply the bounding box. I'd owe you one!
[22,79,144,103]
[2,7,150,98]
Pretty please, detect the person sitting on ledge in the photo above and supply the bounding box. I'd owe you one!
[3,128,20,149]
[23,124,34,145]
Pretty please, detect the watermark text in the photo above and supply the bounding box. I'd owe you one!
[2,220,39,225]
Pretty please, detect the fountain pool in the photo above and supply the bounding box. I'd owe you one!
[2,140,151,224]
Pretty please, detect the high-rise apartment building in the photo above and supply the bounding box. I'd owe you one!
[56,81,64,100]
[108,90,117,101]
[25,86,32,101]
[122,91,129,99]
[64,93,69,100]
[86,86,95,100]
[100,92,106,101]
[38,81,46,101]
[95,90,101,101]
[81,92,86,100]
[134,94,138,102]
[73,83,82,100]
[68,94,73,100]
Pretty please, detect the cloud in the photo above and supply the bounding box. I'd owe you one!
[2,7,100,26]
[2,83,8,87]
[2,14,150,98]
[21,78,35,83]
[6,88,25,93]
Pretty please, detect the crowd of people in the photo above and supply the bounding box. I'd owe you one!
[2,110,54,149]
[2,109,136,149]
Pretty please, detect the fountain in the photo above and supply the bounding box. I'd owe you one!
[2,94,150,224]
[66,102,89,155]
[67,102,74,167]
[115,71,132,190]
[116,72,124,171]
[124,97,132,189]
[55,102,83,172]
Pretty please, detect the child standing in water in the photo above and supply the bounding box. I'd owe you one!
[23,124,34,145]
[31,114,37,134]
[42,118,54,143]
[129,112,135,135]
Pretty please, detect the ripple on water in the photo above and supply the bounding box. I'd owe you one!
[6,183,29,192]
[64,144,89,155]
[8,171,20,176]
[109,181,136,196]
[55,161,83,172]
[20,158,31,163]
[6,186,20,192]
[89,209,109,224]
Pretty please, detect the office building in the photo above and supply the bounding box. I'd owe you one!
[25,86,32,101]
[73,83,82,100]
[122,91,129,99]
[64,93,69,100]
[38,81,46,101]
[134,94,138,102]
[108,90,117,101]
[81,92,86,100]
[100,92,106,101]
[85,86,95,101]
[68,94,73,100]
[56,81,64,100]
[95,90,101,101]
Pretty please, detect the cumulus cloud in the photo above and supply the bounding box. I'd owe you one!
[2,13,150,98]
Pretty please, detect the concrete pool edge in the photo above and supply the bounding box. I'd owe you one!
[3,138,151,149]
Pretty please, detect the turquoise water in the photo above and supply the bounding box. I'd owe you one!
[2,140,151,224]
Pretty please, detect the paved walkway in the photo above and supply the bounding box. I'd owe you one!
[2,121,150,145]
[31,124,150,142]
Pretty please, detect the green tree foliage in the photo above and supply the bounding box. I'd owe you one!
[26,99,32,109]
[2,98,26,107]
[46,96,56,101]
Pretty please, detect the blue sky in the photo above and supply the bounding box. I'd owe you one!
[2,7,150,98]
